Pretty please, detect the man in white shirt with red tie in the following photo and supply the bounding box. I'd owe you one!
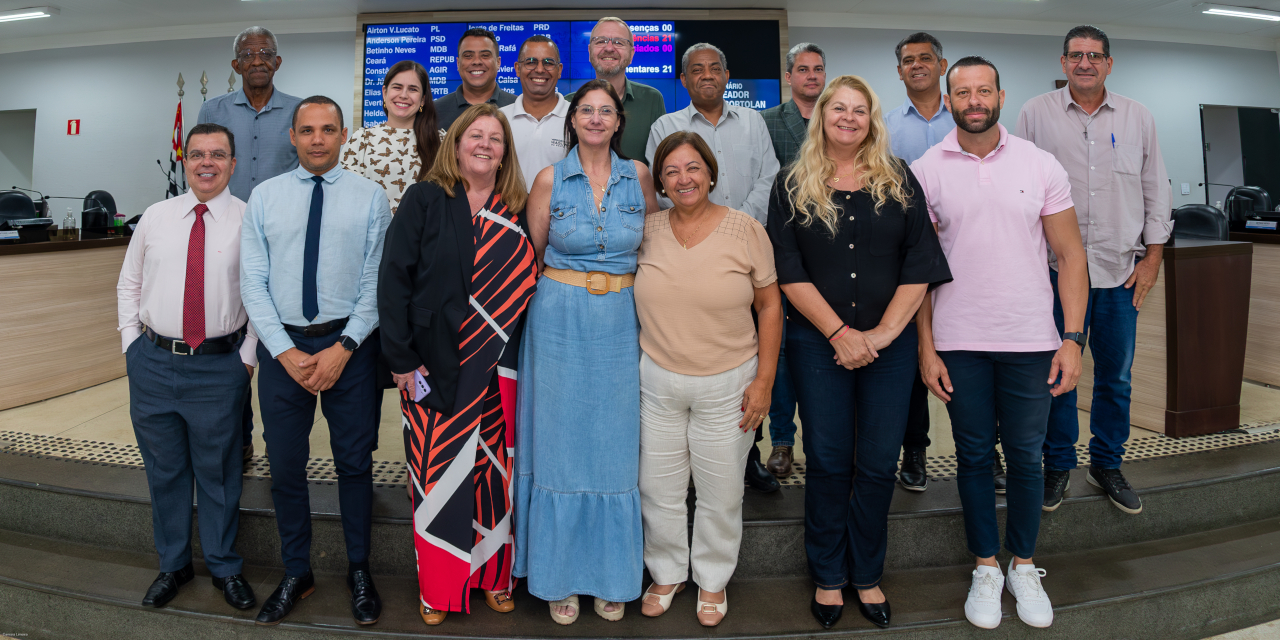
[117,122,259,613]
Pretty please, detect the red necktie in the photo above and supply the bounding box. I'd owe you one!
[182,203,208,350]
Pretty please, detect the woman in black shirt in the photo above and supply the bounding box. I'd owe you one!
[766,75,951,630]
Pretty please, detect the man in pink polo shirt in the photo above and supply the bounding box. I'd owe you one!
[911,56,1088,631]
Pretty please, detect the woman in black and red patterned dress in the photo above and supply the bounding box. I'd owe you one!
[378,103,537,627]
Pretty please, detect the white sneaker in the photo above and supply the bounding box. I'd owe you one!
[964,565,1004,629]
[1006,560,1054,628]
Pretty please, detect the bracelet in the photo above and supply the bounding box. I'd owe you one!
[829,325,850,342]
[826,324,846,340]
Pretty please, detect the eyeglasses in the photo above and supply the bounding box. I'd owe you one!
[574,105,617,119]
[1066,51,1108,63]
[460,50,495,60]
[590,36,631,48]
[520,57,560,70]
[235,48,276,64]
[187,151,230,162]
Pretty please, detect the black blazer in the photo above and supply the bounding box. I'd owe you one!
[378,181,531,415]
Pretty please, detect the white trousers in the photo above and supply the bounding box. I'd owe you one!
[639,352,758,592]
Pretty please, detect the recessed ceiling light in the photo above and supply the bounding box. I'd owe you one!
[0,6,59,22]
[1198,3,1280,21]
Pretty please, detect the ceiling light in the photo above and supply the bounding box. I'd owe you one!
[1198,3,1280,21]
[0,6,59,22]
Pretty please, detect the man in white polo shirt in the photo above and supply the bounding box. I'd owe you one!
[500,35,570,188]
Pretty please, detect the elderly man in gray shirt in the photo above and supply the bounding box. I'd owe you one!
[646,43,780,224]
[1016,25,1171,517]
[198,26,302,203]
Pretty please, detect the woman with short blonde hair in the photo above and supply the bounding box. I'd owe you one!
[766,75,952,630]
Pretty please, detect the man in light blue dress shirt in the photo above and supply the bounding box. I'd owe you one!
[884,32,957,494]
[240,95,391,627]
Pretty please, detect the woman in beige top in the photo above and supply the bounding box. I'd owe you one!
[632,131,782,627]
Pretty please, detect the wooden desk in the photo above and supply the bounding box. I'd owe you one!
[0,239,130,411]
[1230,233,1280,387]
[1077,239,1252,437]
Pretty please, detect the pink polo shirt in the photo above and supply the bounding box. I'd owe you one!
[909,124,1073,352]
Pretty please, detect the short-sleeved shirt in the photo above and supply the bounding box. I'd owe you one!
[197,87,302,202]
[885,98,956,165]
[568,78,667,163]
[499,93,570,189]
[910,125,1074,352]
[340,124,420,214]
[766,167,952,334]
[433,86,516,133]
[635,208,777,376]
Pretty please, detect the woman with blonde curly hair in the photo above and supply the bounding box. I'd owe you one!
[765,75,952,630]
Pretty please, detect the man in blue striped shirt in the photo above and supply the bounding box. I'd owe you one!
[240,95,391,628]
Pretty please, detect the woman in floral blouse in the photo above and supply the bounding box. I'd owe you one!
[342,60,441,213]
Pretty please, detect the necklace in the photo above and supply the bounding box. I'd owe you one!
[832,165,858,184]
[673,208,713,249]
[586,170,609,212]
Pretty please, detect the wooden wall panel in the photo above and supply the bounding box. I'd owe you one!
[0,247,127,410]
[1244,243,1280,386]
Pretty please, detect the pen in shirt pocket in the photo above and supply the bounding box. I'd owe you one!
[1111,133,1116,148]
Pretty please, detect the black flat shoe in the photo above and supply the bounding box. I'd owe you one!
[141,563,194,608]
[347,569,382,625]
[746,460,781,493]
[858,600,891,628]
[811,597,843,629]
[255,572,315,625]
[212,574,257,610]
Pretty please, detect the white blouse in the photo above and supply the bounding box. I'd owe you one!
[341,124,420,213]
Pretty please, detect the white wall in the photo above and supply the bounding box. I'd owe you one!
[2,24,1280,214]
[0,32,356,217]
[0,109,37,192]
[793,27,1280,208]
[1202,106,1243,208]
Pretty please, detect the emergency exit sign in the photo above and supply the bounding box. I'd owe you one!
[67,119,80,135]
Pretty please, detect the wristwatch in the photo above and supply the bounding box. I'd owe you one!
[1062,332,1087,348]
[339,336,359,352]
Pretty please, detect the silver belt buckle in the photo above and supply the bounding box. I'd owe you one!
[171,339,190,356]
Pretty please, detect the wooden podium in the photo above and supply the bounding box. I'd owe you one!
[1077,239,1252,437]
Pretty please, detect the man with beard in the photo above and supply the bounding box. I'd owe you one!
[646,43,779,225]
[500,35,570,188]
[568,17,667,162]
[434,27,516,132]
[754,42,827,483]
[198,25,302,470]
[1017,26,1171,516]
[912,56,1088,630]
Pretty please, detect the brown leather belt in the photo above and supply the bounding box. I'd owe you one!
[543,267,635,295]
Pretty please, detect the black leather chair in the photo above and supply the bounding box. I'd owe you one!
[81,190,117,239]
[0,190,37,223]
[1172,204,1229,241]
[1224,186,1271,221]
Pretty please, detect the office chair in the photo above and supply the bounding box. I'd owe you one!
[1172,204,1229,241]
[81,190,116,236]
[0,190,37,223]
[1223,186,1271,221]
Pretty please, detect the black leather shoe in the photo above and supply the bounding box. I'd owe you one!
[858,600,891,628]
[811,597,843,629]
[255,572,315,625]
[141,563,194,608]
[898,449,927,491]
[213,574,256,610]
[347,569,382,625]
[746,460,781,493]
[1043,468,1070,512]
[993,450,1007,495]
[1088,466,1143,514]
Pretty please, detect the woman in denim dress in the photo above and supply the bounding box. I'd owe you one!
[513,79,660,625]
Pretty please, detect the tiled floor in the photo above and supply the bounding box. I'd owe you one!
[6,375,1280,469]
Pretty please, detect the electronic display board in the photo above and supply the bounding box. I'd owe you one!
[360,19,781,127]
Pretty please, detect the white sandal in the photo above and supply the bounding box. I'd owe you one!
[594,597,625,621]
[696,589,727,627]
[549,595,579,625]
[641,582,686,617]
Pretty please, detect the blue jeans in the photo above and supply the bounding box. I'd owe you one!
[789,322,917,589]
[1045,269,1139,471]
[941,350,1054,559]
[766,295,798,447]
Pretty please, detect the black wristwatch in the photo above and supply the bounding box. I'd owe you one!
[1063,332,1086,348]
[339,336,359,352]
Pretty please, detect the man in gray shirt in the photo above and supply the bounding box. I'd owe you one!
[646,43,780,224]
[197,26,302,203]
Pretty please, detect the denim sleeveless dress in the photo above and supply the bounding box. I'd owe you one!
[513,147,646,602]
